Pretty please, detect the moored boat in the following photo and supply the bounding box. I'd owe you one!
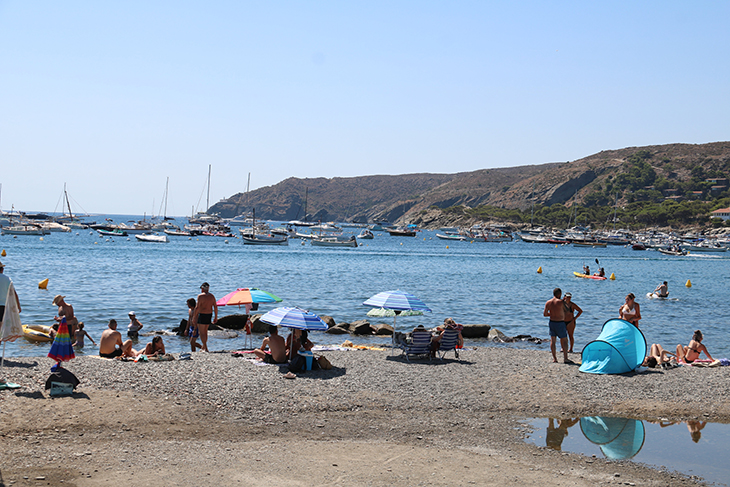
[1,224,47,235]
[98,229,128,237]
[311,235,358,248]
[241,234,289,245]
[386,227,417,237]
[436,233,466,241]
[135,233,169,243]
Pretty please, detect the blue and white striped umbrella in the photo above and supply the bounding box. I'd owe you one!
[362,290,432,312]
[259,306,328,331]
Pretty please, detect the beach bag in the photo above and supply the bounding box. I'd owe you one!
[288,354,306,372]
[317,355,332,370]
[49,382,74,397]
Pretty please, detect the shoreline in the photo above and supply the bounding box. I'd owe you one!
[2,348,728,486]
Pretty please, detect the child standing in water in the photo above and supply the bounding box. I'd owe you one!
[73,322,96,348]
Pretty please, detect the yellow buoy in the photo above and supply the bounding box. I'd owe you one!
[446,245,449,249]
[555,244,558,248]
[610,273,616,280]
[686,279,692,288]
[38,278,49,290]
[1,249,6,256]
[537,266,543,274]
[39,237,44,241]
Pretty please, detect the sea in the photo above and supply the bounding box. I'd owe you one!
[2,215,729,359]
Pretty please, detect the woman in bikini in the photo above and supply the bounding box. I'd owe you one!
[642,343,675,367]
[676,330,714,364]
[619,293,641,328]
[562,293,582,353]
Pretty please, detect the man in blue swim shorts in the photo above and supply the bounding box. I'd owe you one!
[543,287,573,364]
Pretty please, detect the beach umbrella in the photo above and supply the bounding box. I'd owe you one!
[1,282,24,369]
[260,306,328,360]
[216,287,283,307]
[48,317,75,364]
[363,290,432,350]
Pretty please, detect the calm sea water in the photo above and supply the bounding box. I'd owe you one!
[2,215,729,358]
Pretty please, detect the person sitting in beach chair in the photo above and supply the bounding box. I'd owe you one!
[401,325,432,361]
[430,318,463,360]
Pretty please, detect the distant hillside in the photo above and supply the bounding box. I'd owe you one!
[208,141,730,225]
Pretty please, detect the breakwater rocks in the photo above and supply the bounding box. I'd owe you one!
[215,313,497,338]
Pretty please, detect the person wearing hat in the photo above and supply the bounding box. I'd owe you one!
[127,311,143,339]
[0,261,21,322]
[52,294,77,339]
[562,292,582,354]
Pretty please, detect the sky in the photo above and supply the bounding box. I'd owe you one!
[1,1,728,216]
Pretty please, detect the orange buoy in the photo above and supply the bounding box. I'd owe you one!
[537,266,543,274]
[38,278,49,290]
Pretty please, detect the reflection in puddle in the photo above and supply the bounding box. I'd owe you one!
[526,416,730,486]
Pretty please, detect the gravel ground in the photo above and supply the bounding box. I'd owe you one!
[1,347,728,486]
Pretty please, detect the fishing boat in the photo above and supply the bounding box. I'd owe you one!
[135,233,169,243]
[573,272,607,280]
[311,235,358,248]
[1,224,47,235]
[241,234,289,245]
[386,227,417,237]
[164,228,192,237]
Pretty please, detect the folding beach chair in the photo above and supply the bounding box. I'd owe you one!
[435,329,461,361]
[402,330,432,362]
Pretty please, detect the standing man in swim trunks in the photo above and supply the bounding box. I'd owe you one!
[193,282,218,352]
[52,295,78,341]
[544,287,573,364]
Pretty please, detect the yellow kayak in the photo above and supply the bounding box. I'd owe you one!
[22,324,53,342]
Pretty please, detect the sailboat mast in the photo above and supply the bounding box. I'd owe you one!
[613,193,618,231]
[529,182,535,228]
[164,177,169,219]
[206,164,211,212]
[63,183,73,219]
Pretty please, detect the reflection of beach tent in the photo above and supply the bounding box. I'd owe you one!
[579,319,646,374]
[580,416,645,460]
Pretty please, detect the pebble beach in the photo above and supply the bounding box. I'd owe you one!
[1,347,728,486]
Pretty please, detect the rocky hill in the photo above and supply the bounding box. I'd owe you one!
[209,141,730,225]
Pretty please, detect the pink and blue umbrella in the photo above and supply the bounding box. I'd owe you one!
[48,317,75,363]
[216,288,282,307]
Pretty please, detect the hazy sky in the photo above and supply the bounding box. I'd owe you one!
[1,1,728,216]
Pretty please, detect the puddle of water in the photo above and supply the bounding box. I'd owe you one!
[525,416,730,486]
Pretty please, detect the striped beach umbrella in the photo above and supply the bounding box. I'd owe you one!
[362,290,432,313]
[48,317,75,363]
[216,288,283,307]
[259,306,327,331]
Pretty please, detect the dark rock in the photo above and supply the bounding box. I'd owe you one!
[374,323,394,335]
[325,325,350,335]
[321,315,337,328]
[217,314,248,330]
[172,319,188,336]
[250,314,269,333]
[488,328,510,342]
[350,320,374,335]
[461,324,491,338]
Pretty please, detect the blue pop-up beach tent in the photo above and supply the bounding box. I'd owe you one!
[579,319,646,374]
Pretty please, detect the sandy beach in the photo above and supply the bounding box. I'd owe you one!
[1,347,728,486]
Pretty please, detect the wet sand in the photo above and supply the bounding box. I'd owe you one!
[1,347,728,486]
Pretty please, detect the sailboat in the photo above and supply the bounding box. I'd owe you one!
[288,187,315,227]
[240,208,288,245]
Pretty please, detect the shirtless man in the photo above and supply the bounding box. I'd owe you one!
[654,281,669,298]
[253,325,287,364]
[99,319,136,358]
[52,295,78,339]
[193,282,218,352]
[544,287,572,364]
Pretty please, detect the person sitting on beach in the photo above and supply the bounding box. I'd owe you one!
[99,319,137,359]
[73,322,96,349]
[142,336,166,358]
[642,343,675,368]
[619,293,641,328]
[285,329,313,360]
[676,330,714,364]
[430,318,464,357]
[654,281,669,298]
[127,311,143,339]
[185,298,202,352]
[253,325,287,364]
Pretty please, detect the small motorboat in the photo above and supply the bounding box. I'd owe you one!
[98,228,128,237]
[357,229,374,240]
[632,243,647,250]
[22,324,53,342]
[436,233,466,241]
[241,234,289,245]
[386,227,417,237]
[658,247,687,256]
[311,235,358,248]
[135,233,169,243]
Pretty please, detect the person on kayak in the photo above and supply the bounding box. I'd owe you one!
[582,265,590,275]
[654,281,668,298]
[593,268,605,277]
